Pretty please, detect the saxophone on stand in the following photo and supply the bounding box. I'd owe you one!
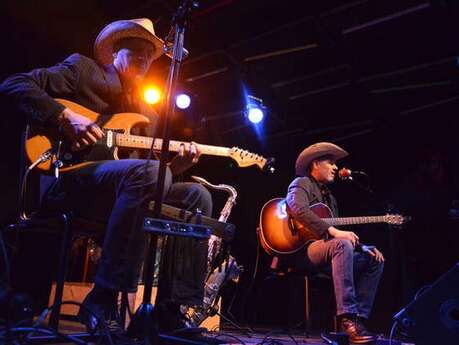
[184,176,243,328]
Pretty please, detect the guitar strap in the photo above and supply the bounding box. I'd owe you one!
[123,85,138,112]
[320,185,333,211]
[312,178,338,217]
[310,178,335,215]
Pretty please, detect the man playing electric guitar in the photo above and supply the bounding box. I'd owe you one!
[286,142,384,344]
[0,18,217,333]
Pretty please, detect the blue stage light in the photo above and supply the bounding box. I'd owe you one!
[176,93,191,109]
[245,94,266,124]
[247,106,264,124]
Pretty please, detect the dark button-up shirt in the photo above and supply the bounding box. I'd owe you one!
[286,176,339,239]
[0,53,157,124]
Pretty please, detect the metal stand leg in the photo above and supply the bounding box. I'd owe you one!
[127,233,160,343]
[49,213,72,330]
[304,275,311,337]
[214,310,253,336]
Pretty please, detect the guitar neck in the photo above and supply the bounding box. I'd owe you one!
[324,216,388,226]
[115,133,231,157]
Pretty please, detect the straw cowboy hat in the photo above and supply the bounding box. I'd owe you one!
[295,142,348,176]
[94,18,170,65]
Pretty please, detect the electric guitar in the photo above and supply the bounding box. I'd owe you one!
[25,99,274,174]
[258,198,408,256]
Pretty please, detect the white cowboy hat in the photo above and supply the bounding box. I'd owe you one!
[295,142,348,176]
[94,18,170,65]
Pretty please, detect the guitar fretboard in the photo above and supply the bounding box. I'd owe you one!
[115,133,231,157]
[324,216,388,226]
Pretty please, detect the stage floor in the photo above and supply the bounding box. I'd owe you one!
[7,320,415,345]
[204,328,414,345]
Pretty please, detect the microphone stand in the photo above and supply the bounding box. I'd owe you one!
[127,1,196,342]
[342,171,374,195]
[353,173,374,195]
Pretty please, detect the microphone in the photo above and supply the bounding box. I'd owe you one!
[164,42,190,60]
[337,167,366,180]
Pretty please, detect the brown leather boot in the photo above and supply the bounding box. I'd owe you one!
[339,316,377,344]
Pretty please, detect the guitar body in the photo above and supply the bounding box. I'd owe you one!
[25,99,150,174]
[259,198,332,256]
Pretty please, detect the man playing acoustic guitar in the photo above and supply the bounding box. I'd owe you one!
[0,18,212,332]
[286,142,385,344]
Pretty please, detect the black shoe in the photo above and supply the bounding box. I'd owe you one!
[77,286,122,333]
[339,316,377,344]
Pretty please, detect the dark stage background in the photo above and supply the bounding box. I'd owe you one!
[1,0,459,333]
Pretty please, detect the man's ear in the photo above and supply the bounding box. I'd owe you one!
[311,160,318,169]
[308,160,317,175]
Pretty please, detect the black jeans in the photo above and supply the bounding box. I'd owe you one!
[42,159,212,305]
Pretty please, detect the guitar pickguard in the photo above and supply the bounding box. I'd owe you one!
[63,142,116,165]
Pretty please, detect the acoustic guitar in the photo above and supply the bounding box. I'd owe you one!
[25,99,274,174]
[258,198,407,256]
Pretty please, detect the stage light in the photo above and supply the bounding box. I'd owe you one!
[176,93,191,109]
[143,87,161,105]
[247,106,264,124]
[246,95,266,124]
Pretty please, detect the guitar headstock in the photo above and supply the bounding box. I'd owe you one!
[229,147,275,172]
[384,214,411,226]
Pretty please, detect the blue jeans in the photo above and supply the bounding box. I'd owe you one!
[297,238,384,318]
[42,159,212,305]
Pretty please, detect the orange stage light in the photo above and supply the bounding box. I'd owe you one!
[143,87,162,105]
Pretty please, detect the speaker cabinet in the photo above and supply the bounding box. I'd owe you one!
[394,262,459,345]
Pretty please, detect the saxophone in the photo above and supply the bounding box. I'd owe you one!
[184,176,243,328]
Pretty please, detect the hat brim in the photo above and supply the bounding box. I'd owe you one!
[295,142,348,176]
[94,21,169,65]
